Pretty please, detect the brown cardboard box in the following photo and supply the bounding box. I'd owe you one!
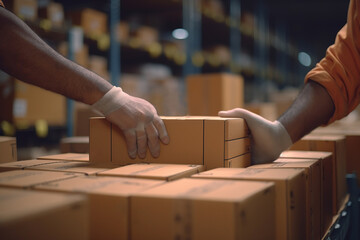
[279,150,334,235]
[224,153,251,168]
[6,0,38,21]
[13,80,66,126]
[68,8,107,36]
[37,153,89,162]
[0,170,81,189]
[249,160,321,240]
[35,176,163,240]
[98,163,204,181]
[27,162,109,176]
[290,135,347,214]
[131,178,275,240]
[74,102,102,136]
[60,136,89,153]
[0,188,89,239]
[38,2,64,27]
[192,168,306,240]
[90,116,250,169]
[187,73,244,116]
[0,159,62,172]
[0,136,17,163]
[133,26,159,47]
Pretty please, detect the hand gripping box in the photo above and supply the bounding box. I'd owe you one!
[290,135,347,214]
[279,150,333,235]
[90,116,250,169]
[0,188,89,240]
[131,178,275,240]
[192,168,306,240]
[98,163,204,181]
[35,176,164,240]
[249,160,321,240]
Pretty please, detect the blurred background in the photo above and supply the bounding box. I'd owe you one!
[0,0,349,159]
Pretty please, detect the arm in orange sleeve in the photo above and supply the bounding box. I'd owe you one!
[305,0,360,124]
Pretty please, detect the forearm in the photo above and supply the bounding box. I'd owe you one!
[278,80,335,143]
[0,7,112,104]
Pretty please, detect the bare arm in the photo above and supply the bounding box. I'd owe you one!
[0,7,112,104]
[278,80,335,143]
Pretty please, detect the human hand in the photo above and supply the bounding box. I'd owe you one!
[219,108,292,164]
[92,86,169,159]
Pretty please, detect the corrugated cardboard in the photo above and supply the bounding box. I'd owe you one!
[37,153,89,162]
[224,153,251,168]
[290,135,347,214]
[98,163,204,181]
[131,178,275,240]
[0,170,81,189]
[0,188,89,239]
[35,176,163,240]
[26,162,109,176]
[249,160,321,240]
[279,150,333,235]
[0,136,17,163]
[60,136,89,153]
[187,73,244,116]
[0,159,62,172]
[192,168,306,240]
[90,116,250,170]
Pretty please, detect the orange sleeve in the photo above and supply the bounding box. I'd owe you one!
[0,1,4,8]
[305,0,360,124]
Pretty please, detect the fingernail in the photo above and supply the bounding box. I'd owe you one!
[161,135,170,144]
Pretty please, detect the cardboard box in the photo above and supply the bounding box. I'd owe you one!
[0,170,81,189]
[13,80,66,126]
[0,159,62,172]
[35,176,163,240]
[90,116,250,169]
[290,135,347,214]
[187,73,244,116]
[74,102,102,136]
[60,136,89,153]
[68,8,107,36]
[38,2,64,27]
[27,162,109,176]
[0,188,89,239]
[98,163,204,181]
[131,178,275,240]
[249,160,321,240]
[37,153,89,162]
[279,150,334,235]
[7,0,38,21]
[0,137,17,163]
[224,153,251,168]
[192,168,306,240]
[133,26,159,47]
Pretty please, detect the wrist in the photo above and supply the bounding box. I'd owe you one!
[91,86,129,116]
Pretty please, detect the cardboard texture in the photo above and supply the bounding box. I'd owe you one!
[98,163,204,181]
[224,153,251,168]
[35,176,163,240]
[0,188,89,239]
[290,135,347,215]
[90,116,250,170]
[60,136,89,153]
[68,8,107,36]
[27,162,109,176]
[131,178,275,240]
[249,160,321,240]
[0,136,17,163]
[192,168,306,240]
[14,80,66,126]
[37,153,89,162]
[187,73,244,116]
[0,170,81,189]
[279,150,333,236]
[0,159,62,172]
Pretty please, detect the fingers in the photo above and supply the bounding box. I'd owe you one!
[153,116,170,144]
[218,108,250,118]
[135,123,147,159]
[123,129,137,159]
[145,123,160,158]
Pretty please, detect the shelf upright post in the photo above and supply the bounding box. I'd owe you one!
[66,27,83,137]
[110,0,121,86]
[230,0,241,73]
[183,0,201,77]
